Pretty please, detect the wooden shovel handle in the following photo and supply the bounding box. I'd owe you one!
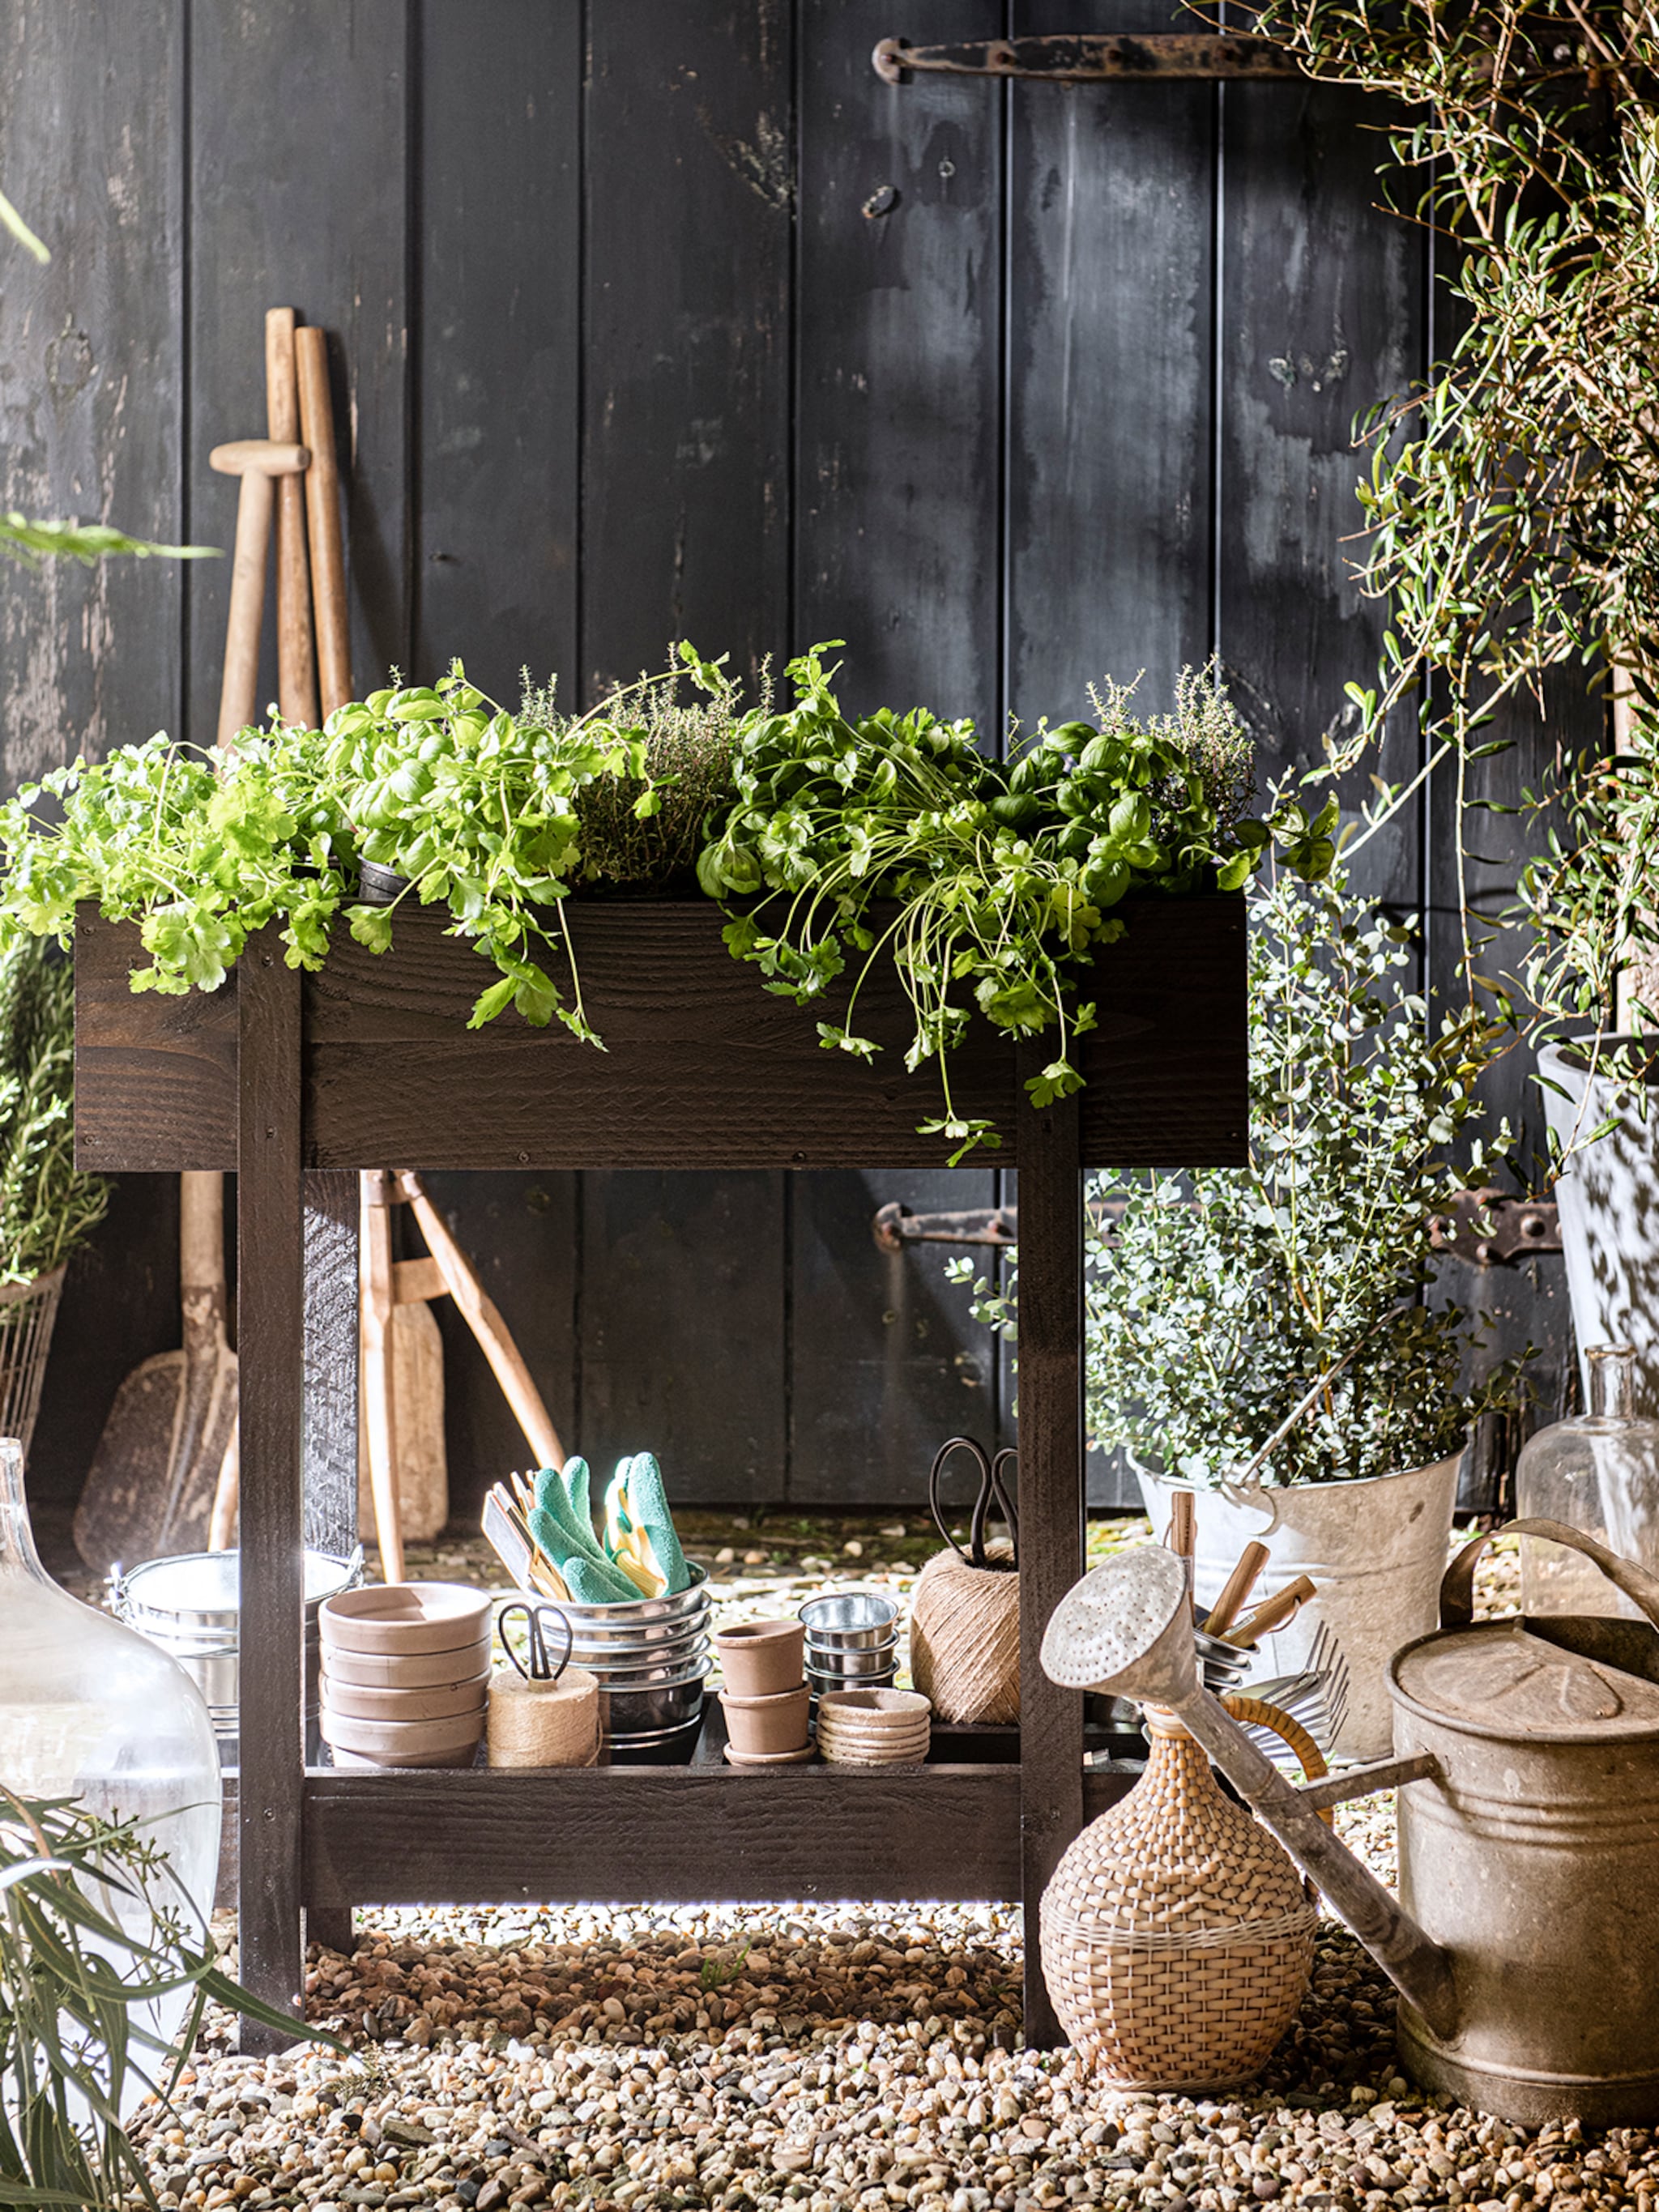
[1204,1539,1271,1638]
[216,468,275,748]
[1222,1574,1317,1648]
[359,1169,404,1583]
[266,308,319,728]
[395,1170,565,1472]
[295,325,353,717]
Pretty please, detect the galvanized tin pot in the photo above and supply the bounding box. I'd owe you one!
[1389,1524,1659,2125]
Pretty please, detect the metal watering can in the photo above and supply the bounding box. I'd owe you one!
[1043,1519,1659,2125]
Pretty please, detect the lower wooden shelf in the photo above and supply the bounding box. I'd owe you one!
[219,1760,1138,1912]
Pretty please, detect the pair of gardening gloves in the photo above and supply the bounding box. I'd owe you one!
[528,1452,689,1602]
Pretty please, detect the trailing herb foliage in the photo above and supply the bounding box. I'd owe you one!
[700,645,1324,1159]
[0,1788,332,2209]
[0,669,655,1039]
[1251,0,1659,1048]
[961,855,1528,1484]
[0,939,106,1285]
[0,646,1303,1155]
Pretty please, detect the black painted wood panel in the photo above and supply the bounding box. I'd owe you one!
[795,0,1004,728]
[582,0,792,697]
[1008,0,1216,725]
[415,0,581,705]
[186,0,410,743]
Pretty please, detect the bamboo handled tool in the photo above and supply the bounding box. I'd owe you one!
[265,309,319,728]
[207,439,308,748]
[1222,1574,1318,1649]
[1202,1539,1271,1638]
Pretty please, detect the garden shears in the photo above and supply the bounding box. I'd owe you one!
[928,1435,1019,1572]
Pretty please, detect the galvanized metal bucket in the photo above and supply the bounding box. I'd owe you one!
[1390,1520,1659,2125]
[113,1546,363,1762]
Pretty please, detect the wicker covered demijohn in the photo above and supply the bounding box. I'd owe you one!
[1040,1710,1317,2091]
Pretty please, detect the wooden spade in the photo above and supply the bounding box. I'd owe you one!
[74,1171,238,1571]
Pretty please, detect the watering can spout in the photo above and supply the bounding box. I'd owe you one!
[1042,1548,1461,2044]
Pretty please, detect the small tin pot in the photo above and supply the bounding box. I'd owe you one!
[804,1634,898,1677]
[714,1619,805,1697]
[799,1590,900,1647]
[356,859,412,906]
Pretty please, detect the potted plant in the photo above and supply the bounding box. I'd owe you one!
[966,850,1528,1758]
[0,936,109,1460]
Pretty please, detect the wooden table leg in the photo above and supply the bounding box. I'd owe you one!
[237,931,305,2050]
[1013,1047,1085,2050]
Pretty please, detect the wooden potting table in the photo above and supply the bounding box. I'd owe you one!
[73,895,1245,2048]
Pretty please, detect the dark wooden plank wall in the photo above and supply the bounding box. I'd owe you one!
[5,0,1567,1520]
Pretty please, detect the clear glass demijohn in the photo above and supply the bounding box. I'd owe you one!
[1516,1344,1659,1616]
[0,1436,222,2109]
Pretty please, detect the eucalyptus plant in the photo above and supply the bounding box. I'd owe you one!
[962,854,1529,1485]
[0,1788,330,2210]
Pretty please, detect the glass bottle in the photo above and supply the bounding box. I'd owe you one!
[0,1436,222,2107]
[1516,1345,1659,1615]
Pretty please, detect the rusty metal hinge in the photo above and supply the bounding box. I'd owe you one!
[875,1188,1562,1267]
[1426,1188,1562,1265]
[872,33,1301,84]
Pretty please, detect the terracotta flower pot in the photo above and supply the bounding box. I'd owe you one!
[320,1581,493,1656]
[319,1703,485,1767]
[321,1634,492,1690]
[719,1683,811,1755]
[321,1669,491,1723]
[714,1618,804,1698]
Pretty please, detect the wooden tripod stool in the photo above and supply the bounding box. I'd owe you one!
[359,1170,565,1582]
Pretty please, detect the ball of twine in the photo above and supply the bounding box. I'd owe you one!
[487,1661,601,1767]
[909,1543,1019,1724]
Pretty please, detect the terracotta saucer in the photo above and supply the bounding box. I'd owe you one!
[320,1582,493,1655]
[724,1742,817,1766]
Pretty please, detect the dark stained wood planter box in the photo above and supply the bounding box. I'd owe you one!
[73,893,1246,2046]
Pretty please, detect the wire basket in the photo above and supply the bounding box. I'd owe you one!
[1040,1703,1321,2091]
[0,1264,66,1464]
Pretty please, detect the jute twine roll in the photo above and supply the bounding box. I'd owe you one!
[487,1661,602,1767]
[909,1543,1019,1724]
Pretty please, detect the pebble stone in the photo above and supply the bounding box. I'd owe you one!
[120,1530,1584,2210]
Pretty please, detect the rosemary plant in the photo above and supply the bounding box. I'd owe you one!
[0,938,107,1285]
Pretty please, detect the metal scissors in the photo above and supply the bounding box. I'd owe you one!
[928,1436,1018,1571]
[497,1600,574,1684]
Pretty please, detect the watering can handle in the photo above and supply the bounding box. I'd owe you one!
[1440,1516,1659,1632]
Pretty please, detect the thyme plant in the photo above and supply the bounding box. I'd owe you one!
[962,855,1528,1484]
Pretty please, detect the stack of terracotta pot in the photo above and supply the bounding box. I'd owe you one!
[318,1583,493,1767]
[714,1618,812,1766]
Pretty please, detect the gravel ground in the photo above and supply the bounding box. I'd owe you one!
[113,1520,1608,2212]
